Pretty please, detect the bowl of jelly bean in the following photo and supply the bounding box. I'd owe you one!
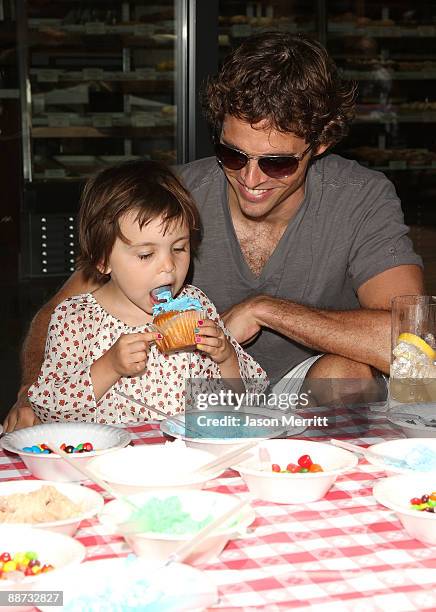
[373,474,436,545]
[232,439,358,504]
[0,422,131,482]
[0,525,85,592]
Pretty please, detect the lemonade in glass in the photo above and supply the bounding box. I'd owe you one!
[390,296,436,406]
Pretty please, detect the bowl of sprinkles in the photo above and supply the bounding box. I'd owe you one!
[36,556,218,612]
[99,489,255,564]
[0,422,131,482]
[373,474,436,545]
[232,439,358,504]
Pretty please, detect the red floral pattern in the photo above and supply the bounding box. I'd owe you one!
[28,285,267,424]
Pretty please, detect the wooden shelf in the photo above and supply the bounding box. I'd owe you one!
[32,126,174,138]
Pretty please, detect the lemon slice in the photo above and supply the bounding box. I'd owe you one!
[397,333,436,361]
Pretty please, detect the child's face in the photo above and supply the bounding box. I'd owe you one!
[105,212,191,315]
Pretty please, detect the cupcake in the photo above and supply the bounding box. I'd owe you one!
[152,289,204,354]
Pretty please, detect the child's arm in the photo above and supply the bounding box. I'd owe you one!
[28,305,95,421]
[28,301,160,421]
[90,331,161,401]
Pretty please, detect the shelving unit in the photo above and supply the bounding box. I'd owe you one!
[14,0,184,278]
[21,1,178,182]
[326,3,436,230]
[217,0,319,54]
[2,0,217,280]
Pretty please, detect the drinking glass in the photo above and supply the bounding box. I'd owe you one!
[390,295,436,407]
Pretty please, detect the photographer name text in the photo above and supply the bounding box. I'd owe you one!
[196,414,328,428]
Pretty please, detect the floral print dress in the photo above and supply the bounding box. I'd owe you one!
[28,285,267,424]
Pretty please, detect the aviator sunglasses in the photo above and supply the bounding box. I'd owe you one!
[215,141,313,179]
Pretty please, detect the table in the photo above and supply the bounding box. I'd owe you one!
[2,408,436,611]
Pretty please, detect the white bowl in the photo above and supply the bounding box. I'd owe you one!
[387,403,436,438]
[0,525,85,593]
[373,474,436,545]
[366,438,436,475]
[37,557,218,612]
[1,422,131,481]
[233,439,358,504]
[99,489,255,564]
[87,442,224,494]
[0,480,104,535]
[160,411,306,457]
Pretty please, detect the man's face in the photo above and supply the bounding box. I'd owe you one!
[220,116,325,220]
[104,213,190,316]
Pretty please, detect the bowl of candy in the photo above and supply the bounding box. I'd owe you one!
[364,438,436,476]
[0,525,85,595]
[0,480,104,536]
[36,556,218,612]
[0,422,131,482]
[87,442,225,494]
[232,439,358,504]
[160,408,306,457]
[99,489,255,564]
[373,474,436,545]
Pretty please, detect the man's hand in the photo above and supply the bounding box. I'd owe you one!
[3,386,41,432]
[221,297,262,345]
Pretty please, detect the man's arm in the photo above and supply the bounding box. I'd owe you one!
[3,271,100,432]
[221,264,424,375]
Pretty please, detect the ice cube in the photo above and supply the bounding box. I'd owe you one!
[424,333,436,350]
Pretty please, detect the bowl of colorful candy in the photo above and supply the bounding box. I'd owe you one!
[36,556,218,612]
[0,480,104,536]
[373,474,436,545]
[233,439,358,504]
[0,525,85,593]
[99,489,255,564]
[0,422,131,481]
[364,438,436,476]
[87,442,225,494]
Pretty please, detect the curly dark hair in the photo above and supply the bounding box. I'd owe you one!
[202,32,357,147]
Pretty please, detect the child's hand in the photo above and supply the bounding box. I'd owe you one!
[194,319,235,365]
[107,331,162,377]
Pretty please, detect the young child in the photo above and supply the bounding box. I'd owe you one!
[28,161,267,423]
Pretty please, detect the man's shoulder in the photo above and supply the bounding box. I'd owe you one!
[174,157,222,193]
[313,153,390,190]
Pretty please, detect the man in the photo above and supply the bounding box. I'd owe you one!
[4,32,423,431]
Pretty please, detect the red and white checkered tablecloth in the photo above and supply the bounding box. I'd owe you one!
[1,409,436,612]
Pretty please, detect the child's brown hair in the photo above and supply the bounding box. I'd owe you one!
[77,160,201,283]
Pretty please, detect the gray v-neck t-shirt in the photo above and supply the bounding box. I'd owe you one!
[177,155,422,383]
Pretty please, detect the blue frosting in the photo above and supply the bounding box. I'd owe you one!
[153,295,202,316]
